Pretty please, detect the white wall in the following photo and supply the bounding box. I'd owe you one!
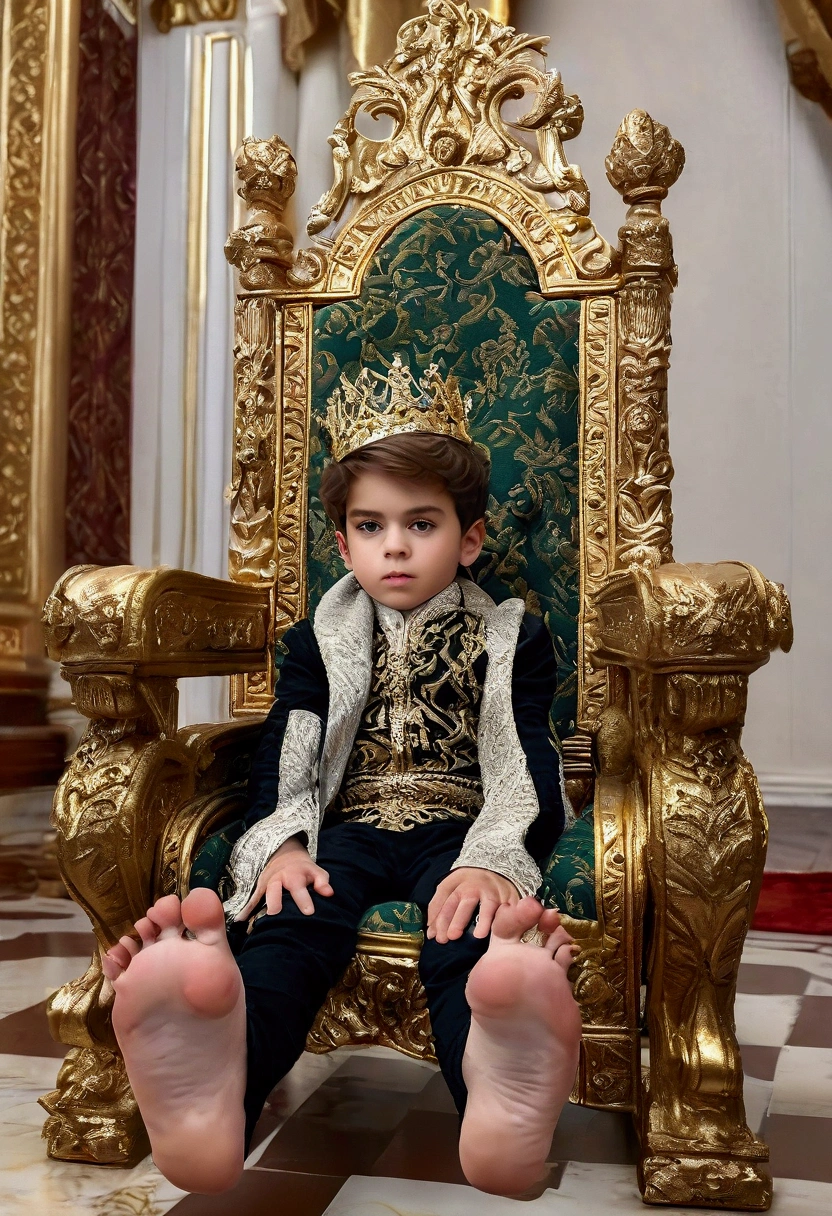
[516,0,832,805]
[131,0,832,804]
[131,1,347,725]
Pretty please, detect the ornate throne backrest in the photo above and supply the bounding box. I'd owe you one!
[225,0,684,774]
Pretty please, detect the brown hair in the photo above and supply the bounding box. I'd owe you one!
[318,432,490,532]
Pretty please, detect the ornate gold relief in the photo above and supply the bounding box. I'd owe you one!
[151,1,238,32]
[591,562,793,675]
[590,566,792,1209]
[607,111,684,570]
[307,0,590,235]
[565,772,645,1113]
[0,0,76,643]
[578,296,616,730]
[307,934,436,1061]
[40,1046,148,1166]
[322,168,618,298]
[275,304,312,636]
[224,138,297,290]
[229,298,280,584]
[43,564,270,675]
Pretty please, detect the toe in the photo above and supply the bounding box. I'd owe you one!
[119,935,140,957]
[491,896,543,943]
[135,916,160,947]
[554,941,579,972]
[147,894,185,941]
[542,924,574,958]
[102,950,124,981]
[181,887,228,944]
[108,942,134,971]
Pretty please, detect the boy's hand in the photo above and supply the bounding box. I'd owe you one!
[233,836,334,922]
[427,867,519,943]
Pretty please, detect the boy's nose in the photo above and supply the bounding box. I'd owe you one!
[385,528,410,558]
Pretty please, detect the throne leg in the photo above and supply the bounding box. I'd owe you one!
[638,672,771,1210]
[38,674,193,1166]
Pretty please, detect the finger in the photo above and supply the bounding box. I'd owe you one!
[433,892,461,943]
[264,880,284,917]
[235,881,265,923]
[312,871,334,896]
[446,895,480,940]
[472,898,499,939]
[427,883,451,928]
[289,881,316,916]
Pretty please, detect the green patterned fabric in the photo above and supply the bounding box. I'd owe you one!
[189,819,246,903]
[358,901,425,936]
[539,808,597,920]
[307,204,581,740]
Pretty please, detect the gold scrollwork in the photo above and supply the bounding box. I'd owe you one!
[607,111,684,571]
[225,137,297,290]
[276,304,312,636]
[578,296,616,730]
[0,0,48,595]
[638,671,773,1208]
[229,298,280,584]
[307,944,436,1062]
[40,1046,148,1166]
[307,0,590,236]
[324,168,618,298]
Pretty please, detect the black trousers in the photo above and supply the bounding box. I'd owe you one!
[227,819,489,1150]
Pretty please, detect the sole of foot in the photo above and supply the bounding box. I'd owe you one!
[104,888,247,1193]
[458,897,582,1196]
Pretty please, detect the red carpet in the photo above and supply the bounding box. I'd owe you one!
[753,872,832,935]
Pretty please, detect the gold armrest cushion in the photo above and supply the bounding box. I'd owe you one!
[43,564,271,678]
[590,561,792,674]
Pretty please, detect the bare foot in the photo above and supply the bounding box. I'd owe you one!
[458,897,582,1196]
[103,889,247,1193]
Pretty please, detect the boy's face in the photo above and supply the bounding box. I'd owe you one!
[335,469,485,611]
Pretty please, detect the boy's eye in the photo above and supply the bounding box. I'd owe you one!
[356,520,381,534]
[410,520,434,533]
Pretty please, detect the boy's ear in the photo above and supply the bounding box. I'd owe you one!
[335,530,353,570]
[459,518,485,567]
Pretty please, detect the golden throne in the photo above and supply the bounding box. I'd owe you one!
[39,3,792,1209]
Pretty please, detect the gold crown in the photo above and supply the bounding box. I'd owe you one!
[323,354,473,462]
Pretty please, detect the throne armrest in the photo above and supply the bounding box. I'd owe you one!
[43,564,271,679]
[589,560,792,674]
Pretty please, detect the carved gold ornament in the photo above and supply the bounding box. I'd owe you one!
[323,355,473,462]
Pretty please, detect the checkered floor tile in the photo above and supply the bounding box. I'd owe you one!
[1,900,831,1215]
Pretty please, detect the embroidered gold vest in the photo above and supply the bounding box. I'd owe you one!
[328,582,487,831]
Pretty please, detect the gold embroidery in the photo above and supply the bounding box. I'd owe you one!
[331,590,487,831]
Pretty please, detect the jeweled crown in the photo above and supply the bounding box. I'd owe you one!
[323,354,473,462]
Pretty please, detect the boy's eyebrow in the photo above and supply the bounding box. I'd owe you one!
[347,504,446,519]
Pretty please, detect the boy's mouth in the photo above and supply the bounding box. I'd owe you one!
[383,572,414,584]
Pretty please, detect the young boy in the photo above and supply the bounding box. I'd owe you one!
[102,364,583,1198]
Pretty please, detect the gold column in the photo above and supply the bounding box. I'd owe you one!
[0,0,81,791]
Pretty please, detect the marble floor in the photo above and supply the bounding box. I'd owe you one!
[1,893,832,1216]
